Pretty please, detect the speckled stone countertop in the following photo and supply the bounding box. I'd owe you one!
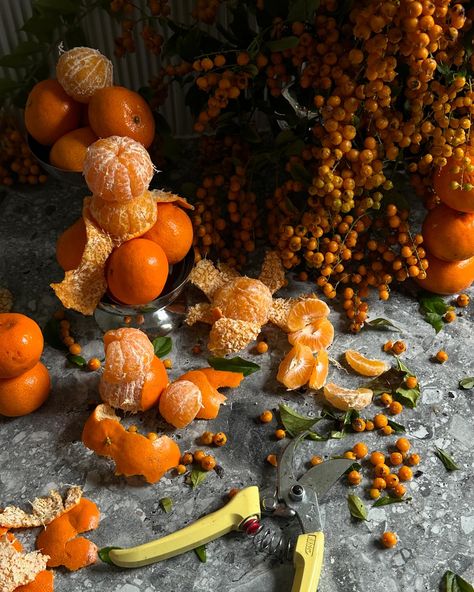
[0,180,473,592]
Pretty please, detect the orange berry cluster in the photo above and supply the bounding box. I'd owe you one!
[53,310,101,371]
[347,438,420,502]
[192,0,221,24]
[178,448,217,474]
[0,121,47,186]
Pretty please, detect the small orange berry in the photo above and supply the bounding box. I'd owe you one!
[53,310,65,320]
[147,432,158,442]
[381,531,398,548]
[393,484,406,497]
[128,425,138,433]
[193,449,206,462]
[456,293,470,307]
[176,464,187,475]
[369,488,381,499]
[381,425,394,435]
[343,451,357,460]
[435,350,448,363]
[383,340,393,352]
[275,429,286,440]
[60,319,70,330]
[407,453,420,466]
[260,410,273,423]
[396,437,411,452]
[352,417,366,432]
[405,376,418,389]
[373,477,387,490]
[389,401,403,415]
[63,336,74,347]
[69,343,81,355]
[181,452,193,465]
[385,474,399,488]
[389,452,403,466]
[213,432,227,446]
[380,393,393,407]
[374,414,388,429]
[347,470,362,485]
[256,341,269,354]
[201,455,216,471]
[444,310,456,323]
[374,463,390,478]
[163,358,172,369]
[370,451,385,466]
[365,420,375,431]
[392,340,406,355]
[201,431,214,445]
[87,357,101,371]
[310,455,323,466]
[352,442,369,459]
[398,466,413,481]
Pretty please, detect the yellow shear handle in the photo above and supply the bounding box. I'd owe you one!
[108,486,261,568]
[291,532,324,592]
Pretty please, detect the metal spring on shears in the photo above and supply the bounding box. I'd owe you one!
[241,517,294,562]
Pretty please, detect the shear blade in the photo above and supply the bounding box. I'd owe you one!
[298,458,355,500]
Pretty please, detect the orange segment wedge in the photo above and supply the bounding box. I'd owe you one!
[288,318,334,352]
[177,370,227,419]
[308,349,329,390]
[277,343,315,390]
[323,383,373,411]
[345,350,390,377]
[287,298,330,332]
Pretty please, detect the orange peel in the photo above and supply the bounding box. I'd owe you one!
[0,535,49,592]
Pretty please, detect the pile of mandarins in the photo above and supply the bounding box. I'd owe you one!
[416,148,474,294]
[24,46,155,173]
[0,313,51,417]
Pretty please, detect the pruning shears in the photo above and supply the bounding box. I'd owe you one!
[101,432,353,592]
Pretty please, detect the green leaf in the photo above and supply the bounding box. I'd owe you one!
[387,419,406,433]
[419,293,449,332]
[424,312,444,333]
[434,447,460,471]
[372,496,412,507]
[189,467,208,488]
[35,0,79,13]
[42,318,67,351]
[394,386,420,409]
[152,336,172,358]
[207,356,259,376]
[194,544,207,563]
[364,318,402,332]
[279,404,321,438]
[347,494,367,521]
[365,367,405,396]
[459,377,474,390]
[266,36,300,52]
[287,0,321,21]
[67,354,87,368]
[395,357,413,375]
[98,546,122,565]
[159,497,173,513]
[442,570,474,592]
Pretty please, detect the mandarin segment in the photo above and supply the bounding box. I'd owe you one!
[56,46,113,104]
[308,349,329,390]
[323,383,373,411]
[288,318,334,352]
[158,380,203,428]
[344,350,390,377]
[286,297,330,332]
[83,136,154,202]
[277,343,315,390]
[89,190,157,240]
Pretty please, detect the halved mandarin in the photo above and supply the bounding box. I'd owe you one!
[286,298,330,332]
[308,349,329,390]
[345,350,390,377]
[158,380,202,428]
[277,343,315,390]
[323,383,373,411]
[288,318,334,352]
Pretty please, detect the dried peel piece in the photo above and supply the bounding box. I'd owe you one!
[185,302,214,325]
[0,535,49,592]
[0,486,82,529]
[15,569,54,591]
[217,262,240,283]
[258,251,286,295]
[50,199,114,315]
[189,259,227,299]
[152,189,194,210]
[82,404,180,483]
[268,298,297,331]
[89,190,158,240]
[0,287,13,313]
[36,498,99,571]
[208,318,260,356]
